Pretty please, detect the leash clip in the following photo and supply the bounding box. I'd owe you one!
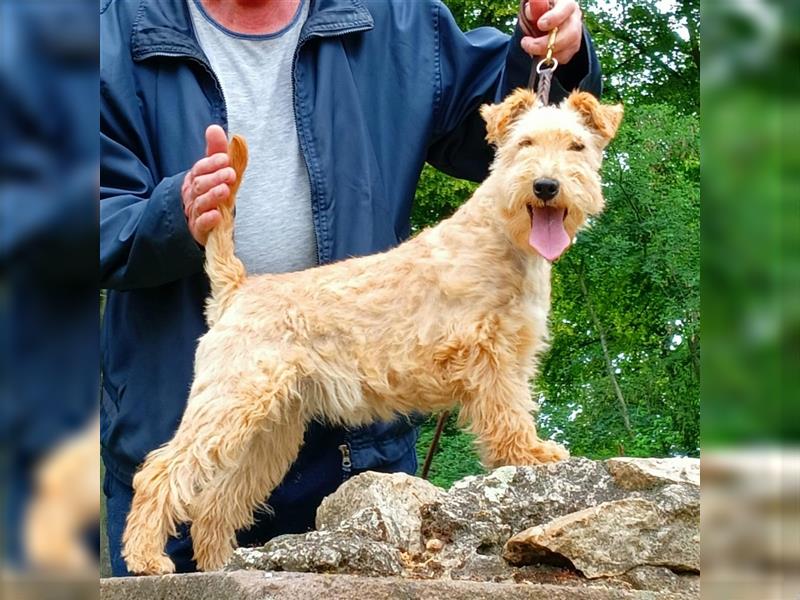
[533,26,559,105]
[536,57,559,75]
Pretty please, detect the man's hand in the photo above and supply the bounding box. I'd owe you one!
[181,125,237,246]
[520,0,583,65]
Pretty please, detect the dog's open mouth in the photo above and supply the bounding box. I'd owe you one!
[527,204,570,262]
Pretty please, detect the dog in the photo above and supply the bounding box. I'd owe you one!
[24,416,100,573]
[122,89,623,574]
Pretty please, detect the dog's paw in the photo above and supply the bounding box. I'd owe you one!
[124,552,176,576]
[532,439,570,463]
[194,546,232,573]
[502,440,570,466]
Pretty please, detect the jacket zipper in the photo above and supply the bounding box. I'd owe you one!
[291,25,372,266]
[338,443,352,478]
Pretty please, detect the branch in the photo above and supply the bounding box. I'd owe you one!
[578,266,633,435]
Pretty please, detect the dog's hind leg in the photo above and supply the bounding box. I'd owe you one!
[460,375,569,469]
[123,355,302,575]
[189,416,305,571]
[122,442,184,575]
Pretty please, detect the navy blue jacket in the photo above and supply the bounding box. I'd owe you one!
[100,0,601,529]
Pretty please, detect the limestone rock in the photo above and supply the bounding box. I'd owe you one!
[100,570,694,600]
[216,458,700,598]
[228,530,405,577]
[316,471,445,553]
[503,486,700,578]
[619,566,700,595]
[605,457,700,490]
[419,458,633,580]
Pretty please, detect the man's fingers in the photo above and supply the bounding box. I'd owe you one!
[521,34,581,61]
[194,183,230,214]
[538,0,578,31]
[191,152,229,179]
[191,167,236,198]
[194,209,222,238]
[522,3,582,62]
[521,36,547,56]
[205,124,228,157]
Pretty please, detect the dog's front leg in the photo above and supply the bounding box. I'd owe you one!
[461,377,569,468]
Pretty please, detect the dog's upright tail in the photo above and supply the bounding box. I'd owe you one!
[204,134,248,326]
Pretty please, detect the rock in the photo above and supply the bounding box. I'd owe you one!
[228,530,405,577]
[426,538,444,552]
[212,458,700,598]
[605,457,700,490]
[227,471,444,576]
[503,486,699,578]
[418,458,632,580]
[420,460,625,551]
[316,471,445,553]
[619,566,700,595]
[100,570,694,600]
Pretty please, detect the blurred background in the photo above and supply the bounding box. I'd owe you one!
[0,0,797,598]
[1,0,100,598]
[700,0,799,597]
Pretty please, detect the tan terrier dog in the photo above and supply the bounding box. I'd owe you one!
[123,89,623,574]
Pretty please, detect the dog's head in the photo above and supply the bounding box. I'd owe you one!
[480,89,623,261]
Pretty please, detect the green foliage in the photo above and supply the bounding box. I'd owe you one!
[416,411,484,489]
[416,0,700,485]
[411,166,476,233]
[581,0,699,113]
[538,103,699,457]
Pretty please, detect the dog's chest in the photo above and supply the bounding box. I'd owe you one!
[519,259,552,342]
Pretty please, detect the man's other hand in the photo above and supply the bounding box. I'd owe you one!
[182,125,237,246]
[520,0,583,65]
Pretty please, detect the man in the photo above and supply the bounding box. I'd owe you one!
[100,0,600,576]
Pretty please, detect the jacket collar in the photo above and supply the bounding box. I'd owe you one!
[131,0,374,62]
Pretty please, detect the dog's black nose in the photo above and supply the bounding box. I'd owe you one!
[533,178,560,201]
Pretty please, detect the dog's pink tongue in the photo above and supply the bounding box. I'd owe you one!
[529,207,570,261]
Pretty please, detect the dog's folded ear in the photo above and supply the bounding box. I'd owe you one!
[566,91,624,143]
[481,88,537,148]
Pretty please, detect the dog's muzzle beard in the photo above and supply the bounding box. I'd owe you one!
[526,200,570,262]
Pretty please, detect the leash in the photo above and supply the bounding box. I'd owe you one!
[420,3,559,481]
[518,0,560,105]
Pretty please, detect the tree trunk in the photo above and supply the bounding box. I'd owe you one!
[578,270,634,435]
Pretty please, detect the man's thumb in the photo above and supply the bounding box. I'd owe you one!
[205,124,228,157]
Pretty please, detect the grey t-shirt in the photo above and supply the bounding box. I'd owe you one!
[189,0,317,275]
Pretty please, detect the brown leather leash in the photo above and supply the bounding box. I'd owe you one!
[420,2,560,481]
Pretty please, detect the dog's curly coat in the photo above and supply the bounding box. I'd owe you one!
[123,89,623,574]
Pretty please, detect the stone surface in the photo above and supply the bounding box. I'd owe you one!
[503,486,699,578]
[605,458,700,490]
[418,459,630,579]
[106,458,700,599]
[228,471,444,576]
[228,529,405,577]
[618,566,700,595]
[316,471,445,553]
[100,570,693,600]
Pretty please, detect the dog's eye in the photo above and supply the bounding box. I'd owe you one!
[519,139,533,148]
[569,141,586,152]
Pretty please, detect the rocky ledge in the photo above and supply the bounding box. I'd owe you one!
[102,457,700,599]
